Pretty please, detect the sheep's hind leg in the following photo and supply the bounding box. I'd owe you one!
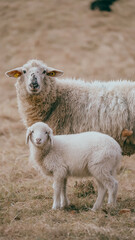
[91,181,107,211]
[60,178,69,208]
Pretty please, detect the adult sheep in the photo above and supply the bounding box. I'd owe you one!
[5,59,135,155]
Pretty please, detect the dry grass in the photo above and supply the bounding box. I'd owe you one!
[0,0,135,239]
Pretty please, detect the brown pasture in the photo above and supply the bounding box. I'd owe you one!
[0,0,135,239]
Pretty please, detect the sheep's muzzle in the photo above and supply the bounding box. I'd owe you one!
[29,76,40,92]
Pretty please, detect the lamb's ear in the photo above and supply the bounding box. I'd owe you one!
[48,129,53,145]
[5,67,23,78]
[46,67,64,77]
[26,128,32,144]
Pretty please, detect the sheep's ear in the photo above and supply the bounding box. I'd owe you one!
[48,129,53,145]
[26,128,32,144]
[46,67,64,77]
[5,67,23,78]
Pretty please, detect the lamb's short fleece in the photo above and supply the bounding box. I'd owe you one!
[26,122,122,211]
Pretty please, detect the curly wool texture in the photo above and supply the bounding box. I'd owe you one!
[15,60,135,155]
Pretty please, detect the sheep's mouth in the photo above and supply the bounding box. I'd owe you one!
[31,88,39,92]
[29,86,40,94]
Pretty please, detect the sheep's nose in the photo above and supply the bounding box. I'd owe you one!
[29,75,39,89]
[30,81,39,89]
[29,79,39,89]
[36,138,41,144]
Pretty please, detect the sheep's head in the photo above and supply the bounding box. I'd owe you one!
[5,59,64,95]
[26,122,53,148]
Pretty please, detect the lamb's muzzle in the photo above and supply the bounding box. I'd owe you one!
[35,138,42,145]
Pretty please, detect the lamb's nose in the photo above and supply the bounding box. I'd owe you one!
[36,138,41,144]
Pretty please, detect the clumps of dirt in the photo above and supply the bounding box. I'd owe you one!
[73,180,96,198]
[102,197,135,216]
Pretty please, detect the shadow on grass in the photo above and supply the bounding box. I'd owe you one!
[64,197,135,216]
[64,203,93,213]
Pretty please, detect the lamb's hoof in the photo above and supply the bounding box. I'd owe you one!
[52,204,60,210]
[61,199,70,209]
[91,207,97,212]
[107,201,116,207]
[60,203,69,209]
[107,203,116,210]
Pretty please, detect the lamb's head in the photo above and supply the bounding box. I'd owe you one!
[26,122,53,148]
[5,59,63,95]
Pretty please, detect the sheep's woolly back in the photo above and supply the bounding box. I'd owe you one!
[15,59,135,155]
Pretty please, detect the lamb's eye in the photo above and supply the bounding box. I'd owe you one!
[23,70,26,74]
[42,70,46,74]
[45,131,48,134]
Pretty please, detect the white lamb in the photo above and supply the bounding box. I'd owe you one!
[26,122,122,211]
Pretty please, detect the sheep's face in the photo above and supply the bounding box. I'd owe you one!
[5,60,64,95]
[22,66,46,94]
[26,122,53,148]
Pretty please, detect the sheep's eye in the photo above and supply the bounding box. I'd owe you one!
[45,131,48,134]
[42,70,46,74]
[23,70,26,74]
[47,71,56,77]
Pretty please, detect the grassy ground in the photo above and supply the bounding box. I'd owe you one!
[0,0,135,239]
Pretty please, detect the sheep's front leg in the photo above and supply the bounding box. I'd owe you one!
[60,178,69,208]
[52,178,63,210]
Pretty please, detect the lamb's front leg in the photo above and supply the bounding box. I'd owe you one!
[52,167,68,210]
[60,178,69,208]
[52,178,62,210]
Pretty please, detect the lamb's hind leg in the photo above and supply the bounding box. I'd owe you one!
[92,181,107,211]
[97,173,118,206]
[106,177,118,205]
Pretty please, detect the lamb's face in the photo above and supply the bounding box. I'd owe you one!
[5,59,64,95]
[26,122,53,148]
